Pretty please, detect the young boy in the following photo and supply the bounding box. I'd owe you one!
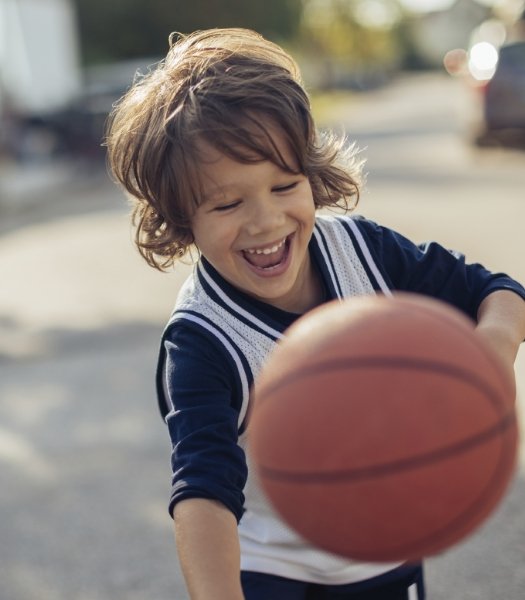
[105,28,525,600]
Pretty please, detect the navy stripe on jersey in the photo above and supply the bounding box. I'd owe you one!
[339,217,391,294]
[312,226,344,299]
[197,261,284,342]
[167,310,253,430]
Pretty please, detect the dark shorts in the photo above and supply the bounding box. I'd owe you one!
[241,562,425,600]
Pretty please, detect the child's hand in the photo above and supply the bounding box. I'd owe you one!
[475,289,525,399]
[475,323,517,397]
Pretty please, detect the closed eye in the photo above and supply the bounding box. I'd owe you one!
[212,200,242,212]
[273,182,299,193]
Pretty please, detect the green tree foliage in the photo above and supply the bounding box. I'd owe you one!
[300,0,404,65]
[297,0,411,88]
[72,0,303,65]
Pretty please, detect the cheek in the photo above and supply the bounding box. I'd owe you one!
[193,220,235,257]
[302,184,316,213]
[301,196,316,227]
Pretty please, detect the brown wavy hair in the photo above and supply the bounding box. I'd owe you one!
[106,28,363,270]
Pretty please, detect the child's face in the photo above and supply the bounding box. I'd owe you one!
[191,132,319,313]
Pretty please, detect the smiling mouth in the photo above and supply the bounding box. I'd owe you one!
[242,235,291,270]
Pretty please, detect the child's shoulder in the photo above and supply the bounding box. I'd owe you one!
[158,264,217,339]
[314,212,384,240]
[315,211,376,228]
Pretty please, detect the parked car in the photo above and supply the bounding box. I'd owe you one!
[475,41,525,147]
[1,57,160,164]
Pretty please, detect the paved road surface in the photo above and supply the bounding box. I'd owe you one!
[1,72,524,599]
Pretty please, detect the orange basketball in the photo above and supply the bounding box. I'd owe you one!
[249,293,518,562]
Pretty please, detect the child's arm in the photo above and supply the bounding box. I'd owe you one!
[174,498,245,600]
[476,289,525,380]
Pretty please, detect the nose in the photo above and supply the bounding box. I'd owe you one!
[245,195,285,237]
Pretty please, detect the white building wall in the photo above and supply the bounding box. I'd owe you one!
[0,0,81,115]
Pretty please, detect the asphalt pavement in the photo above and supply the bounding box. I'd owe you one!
[1,72,524,600]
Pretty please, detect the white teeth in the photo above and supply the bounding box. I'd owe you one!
[246,238,285,255]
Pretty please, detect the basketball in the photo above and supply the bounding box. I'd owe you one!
[249,293,518,562]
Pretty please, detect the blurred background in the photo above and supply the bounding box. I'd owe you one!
[1,1,524,599]
[1,0,525,167]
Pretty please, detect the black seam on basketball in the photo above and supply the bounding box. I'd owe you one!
[257,411,516,483]
[362,445,515,560]
[258,356,507,412]
[324,421,517,561]
[384,431,516,558]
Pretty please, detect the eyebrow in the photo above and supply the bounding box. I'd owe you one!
[201,186,233,203]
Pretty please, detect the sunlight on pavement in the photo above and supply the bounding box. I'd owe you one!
[0,427,56,481]
[0,383,66,426]
[0,210,191,331]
